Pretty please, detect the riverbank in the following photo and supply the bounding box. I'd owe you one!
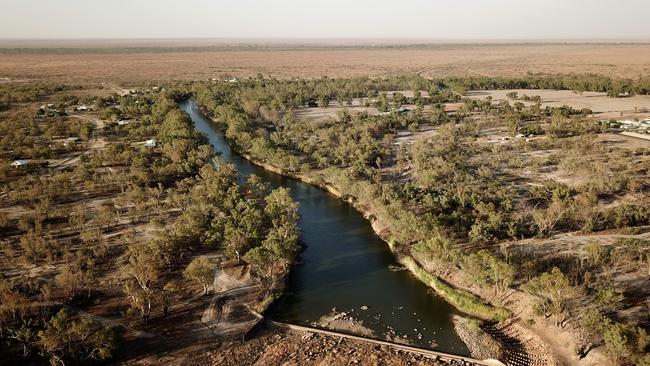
[233,147,510,322]
[195,108,586,363]
[184,70,644,364]
[227,139,576,364]
[188,99,591,364]
[185,98,474,354]
[202,125,521,359]
[244,145,604,362]
[128,326,490,366]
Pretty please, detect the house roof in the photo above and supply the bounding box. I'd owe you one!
[11,159,30,166]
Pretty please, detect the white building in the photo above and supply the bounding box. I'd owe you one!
[11,159,30,167]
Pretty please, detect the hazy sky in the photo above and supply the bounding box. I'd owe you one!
[1,0,649,40]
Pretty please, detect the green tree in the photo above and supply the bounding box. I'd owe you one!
[318,94,329,108]
[183,256,214,295]
[122,242,162,321]
[55,261,93,302]
[523,267,581,326]
[264,187,299,230]
[38,309,116,365]
[593,286,624,312]
[603,323,633,363]
[507,116,520,137]
[246,174,270,199]
[461,250,514,297]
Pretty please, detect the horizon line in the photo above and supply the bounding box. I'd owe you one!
[1,37,650,48]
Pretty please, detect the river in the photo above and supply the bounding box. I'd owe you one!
[180,99,470,355]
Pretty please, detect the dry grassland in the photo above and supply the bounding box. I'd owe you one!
[1,43,650,84]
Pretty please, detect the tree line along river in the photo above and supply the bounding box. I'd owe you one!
[180,99,470,355]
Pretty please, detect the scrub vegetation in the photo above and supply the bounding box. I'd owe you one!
[0,85,299,364]
[184,73,650,365]
[1,70,649,365]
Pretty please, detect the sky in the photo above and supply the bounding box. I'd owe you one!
[1,0,649,40]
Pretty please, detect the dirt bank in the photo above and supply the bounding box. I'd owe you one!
[314,310,375,337]
[124,327,487,366]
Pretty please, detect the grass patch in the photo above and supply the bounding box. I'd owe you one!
[401,256,511,322]
[256,293,279,314]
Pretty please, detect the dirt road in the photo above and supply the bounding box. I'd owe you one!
[50,113,106,170]
[102,82,130,96]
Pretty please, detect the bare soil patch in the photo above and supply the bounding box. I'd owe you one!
[466,89,650,119]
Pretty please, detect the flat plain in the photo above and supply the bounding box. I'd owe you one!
[1,43,650,84]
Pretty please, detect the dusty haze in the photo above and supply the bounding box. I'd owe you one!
[1,0,650,39]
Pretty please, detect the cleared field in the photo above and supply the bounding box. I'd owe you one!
[467,89,650,119]
[1,43,650,84]
[295,88,650,126]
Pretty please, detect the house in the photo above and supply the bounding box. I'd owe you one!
[620,121,640,130]
[11,159,30,168]
[144,139,156,147]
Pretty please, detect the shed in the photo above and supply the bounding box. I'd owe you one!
[11,159,30,167]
